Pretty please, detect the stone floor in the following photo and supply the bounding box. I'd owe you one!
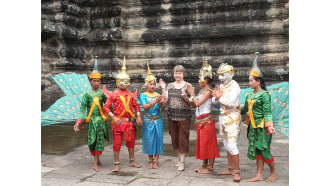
[41,124,289,186]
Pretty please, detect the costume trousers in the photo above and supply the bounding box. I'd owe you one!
[112,120,136,152]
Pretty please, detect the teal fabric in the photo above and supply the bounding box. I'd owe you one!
[239,82,289,136]
[41,73,143,126]
[140,93,164,155]
[41,73,91,126]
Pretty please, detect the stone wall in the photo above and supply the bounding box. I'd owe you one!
[41,0,289,111]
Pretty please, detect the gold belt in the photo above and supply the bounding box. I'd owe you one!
[195,114,213,124]
[144,114,160,124]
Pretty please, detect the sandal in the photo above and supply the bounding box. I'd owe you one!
[177,161,184,171]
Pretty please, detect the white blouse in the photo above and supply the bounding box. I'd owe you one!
[195,95,212,116]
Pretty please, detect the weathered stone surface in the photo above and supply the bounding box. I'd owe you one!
[41,125,289,185]
[41,0,289,111]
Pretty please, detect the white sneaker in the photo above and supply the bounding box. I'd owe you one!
[177,161,184,171]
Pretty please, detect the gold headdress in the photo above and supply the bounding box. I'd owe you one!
[249,52,263,77]
[217,63,234,75]
[89,56,102,79]
[116,56,130,87]
[145,59,156,84]
[199,57,213,81]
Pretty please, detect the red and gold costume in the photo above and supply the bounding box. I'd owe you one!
[194,58,220,160]
[102,57,141,152]
[103,89,140,151]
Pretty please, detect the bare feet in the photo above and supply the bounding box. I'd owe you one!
[93,165,101,172]
[197,168,213,174]
[233,173,241,182]
[247,175,263,182]
[147,162,153,169]
[112,165,119,172]
[129,161,142,168]
[152,160,158,169]
[152,163,158,169]
[195,166,207,173]
[218,170,234,175]
[266,172,276,182]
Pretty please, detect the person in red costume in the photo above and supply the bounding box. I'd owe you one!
[103,57,143,172]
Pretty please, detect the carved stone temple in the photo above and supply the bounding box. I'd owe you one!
[41,0,289,111]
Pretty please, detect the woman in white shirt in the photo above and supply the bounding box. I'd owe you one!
[185,59,220,174]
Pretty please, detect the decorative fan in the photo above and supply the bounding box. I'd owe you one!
[41,73,143,126]
[239,82,289,136]
[41,73,92,126]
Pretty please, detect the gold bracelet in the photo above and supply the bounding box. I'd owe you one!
[137,112,141,117]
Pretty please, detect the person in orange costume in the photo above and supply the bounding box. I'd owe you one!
[103,57,143,172]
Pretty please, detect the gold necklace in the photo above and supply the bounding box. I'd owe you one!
[198,87,209,97]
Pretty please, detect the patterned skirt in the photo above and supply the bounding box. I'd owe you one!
[195,113,220,160]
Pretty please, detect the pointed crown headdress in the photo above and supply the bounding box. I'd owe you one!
[89,56,102,79]
[116,56,130,80]
[199,57,213,81]
[217,62,234,75]
[145,59,156,84]
[249,52,263,77]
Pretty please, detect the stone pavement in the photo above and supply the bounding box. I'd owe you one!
[41,124,289,186]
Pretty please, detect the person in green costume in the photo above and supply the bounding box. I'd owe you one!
[74,56,109,172]
[241,52,277,182]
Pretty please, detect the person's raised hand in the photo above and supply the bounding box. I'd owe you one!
[186,84,195,96]
[159,79,166,89]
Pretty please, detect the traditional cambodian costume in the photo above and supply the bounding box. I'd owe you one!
[140,92,164,155]
[241,89,274,163]
[212,79,241,155]
[103,89,141,152]
[195,92,220,160]
[240,52,275,164]
[76,56,109,156]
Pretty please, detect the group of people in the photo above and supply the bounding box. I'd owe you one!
[73,52,277,182]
